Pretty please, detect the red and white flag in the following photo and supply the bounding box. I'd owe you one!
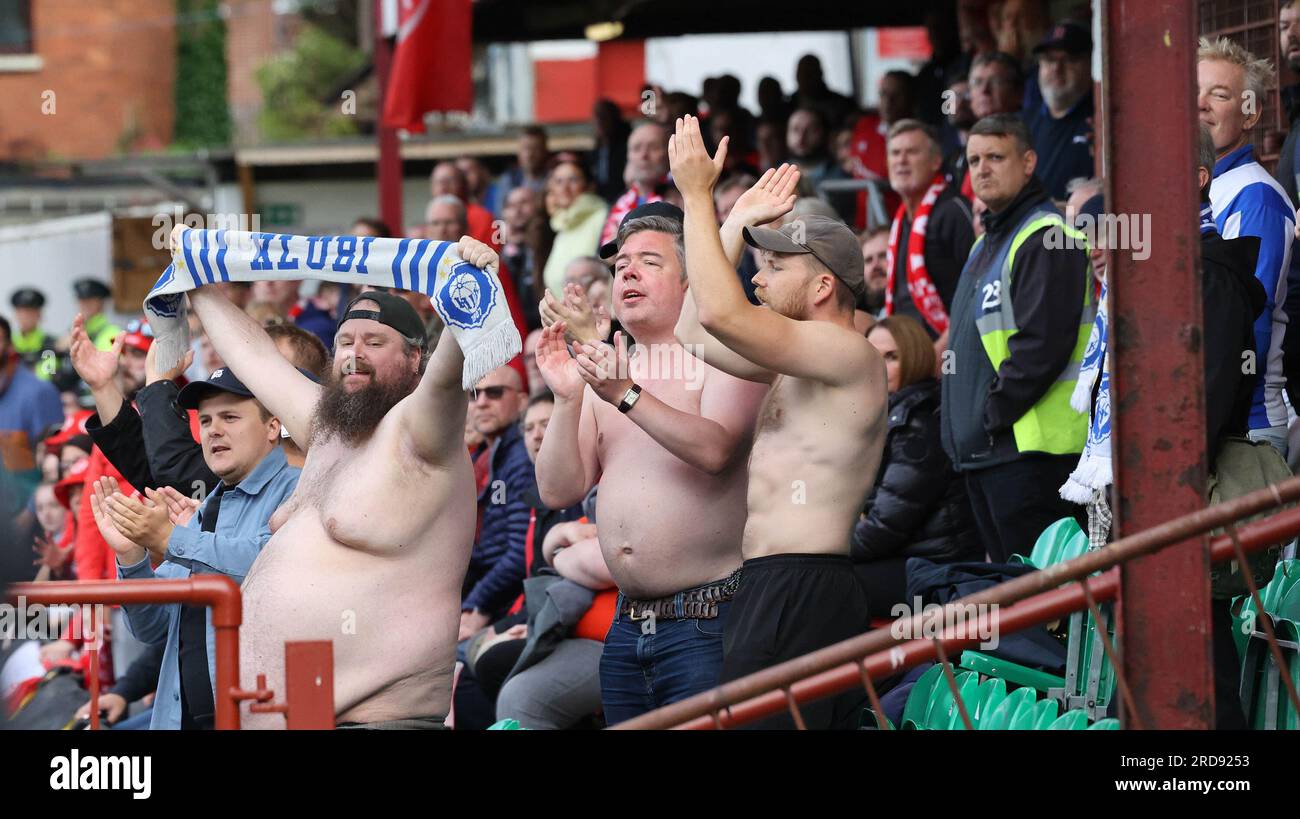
[381,0,473,132]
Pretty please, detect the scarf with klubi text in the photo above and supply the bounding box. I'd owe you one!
[886,175,950,335]
[144,228,521,390]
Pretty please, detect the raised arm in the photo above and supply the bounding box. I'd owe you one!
[675,289,773,384]
[186,291,321,447]
[68,313,126,426]
[398,236,516,464]
[670,115,875,387]
[673,166,802,383]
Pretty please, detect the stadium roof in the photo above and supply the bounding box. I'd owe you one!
[471,0,943,42]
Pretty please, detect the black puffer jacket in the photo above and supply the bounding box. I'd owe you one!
[851,379,982,564]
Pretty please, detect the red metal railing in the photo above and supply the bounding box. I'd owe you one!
[8,576,245,729]
[617,478,1300,730]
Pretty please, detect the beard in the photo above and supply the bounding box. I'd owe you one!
[313,366,421,445]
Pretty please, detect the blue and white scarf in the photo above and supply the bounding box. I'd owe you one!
[1061,203,1218,505]
[144,228,521,390]
[1060,278,1110,504]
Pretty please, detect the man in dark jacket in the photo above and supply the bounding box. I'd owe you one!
[941,113,1091,562]
[460,365,535,638]
[851,377,981,617]
[1197,122,1266,731]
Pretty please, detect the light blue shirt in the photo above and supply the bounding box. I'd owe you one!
[117,446,300,730]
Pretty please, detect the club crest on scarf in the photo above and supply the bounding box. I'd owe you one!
[437,261,496,330]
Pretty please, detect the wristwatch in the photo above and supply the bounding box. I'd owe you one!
[617,383,643,414]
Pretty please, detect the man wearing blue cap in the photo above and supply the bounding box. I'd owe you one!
[90,366,300,730]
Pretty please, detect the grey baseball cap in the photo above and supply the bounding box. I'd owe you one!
[743,214,865,298]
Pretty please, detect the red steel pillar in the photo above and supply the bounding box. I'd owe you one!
[374,1,403,234]
[1104,0,1215,728]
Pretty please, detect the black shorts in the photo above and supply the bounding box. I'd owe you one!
[720,553,872,730]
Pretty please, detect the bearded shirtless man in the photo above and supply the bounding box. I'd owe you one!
[188,236,501,729]
[669,115,888,729]
[534,202,768,725]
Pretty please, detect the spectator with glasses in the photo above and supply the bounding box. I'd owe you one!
[460,364,535,640]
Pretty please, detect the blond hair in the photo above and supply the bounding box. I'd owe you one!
[1198,36,1272,105]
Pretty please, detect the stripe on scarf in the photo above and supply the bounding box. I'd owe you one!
[391,238,410,289]
[181,229,204,288]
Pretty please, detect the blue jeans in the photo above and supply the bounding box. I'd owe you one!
[599,594,730,726]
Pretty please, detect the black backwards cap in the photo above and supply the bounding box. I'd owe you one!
[340,291,428,349]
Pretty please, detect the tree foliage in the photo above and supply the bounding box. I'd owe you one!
[256,24,366,142]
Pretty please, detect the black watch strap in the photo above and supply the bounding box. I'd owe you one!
[617,383,643,413]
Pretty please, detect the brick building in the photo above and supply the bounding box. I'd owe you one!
[0,0,176,161]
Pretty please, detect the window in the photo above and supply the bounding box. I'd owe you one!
[0,1,32,55]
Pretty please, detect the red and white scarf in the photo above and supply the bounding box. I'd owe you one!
[886,175,950,335]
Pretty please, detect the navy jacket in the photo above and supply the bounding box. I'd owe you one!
[852,380,982,564]
[463,422,535,618]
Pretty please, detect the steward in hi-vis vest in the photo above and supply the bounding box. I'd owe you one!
[940,114,1091,561]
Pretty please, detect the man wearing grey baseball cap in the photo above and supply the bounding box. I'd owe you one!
[668,114,888,730]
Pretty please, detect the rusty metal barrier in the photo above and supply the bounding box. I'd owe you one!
[616,478,1300,730]
[6,576,335,730]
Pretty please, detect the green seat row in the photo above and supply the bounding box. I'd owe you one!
[899,663,1100,730]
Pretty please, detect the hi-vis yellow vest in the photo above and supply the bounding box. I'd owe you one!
[971,204,1095,455]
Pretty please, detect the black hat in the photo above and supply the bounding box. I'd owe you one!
[177,367,256,410]
[73,278,111,300]
[340,290,428,349]
[598,201,684,259]
[10,288,45,309]
[1033,21,1092,57]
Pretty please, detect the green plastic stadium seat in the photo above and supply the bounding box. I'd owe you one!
[924,670,976,729]
[968,677,1008,729]
[980,686,1037,730]
[960,650,1066,693]
[901,664,946,730]
[941,672,985,729]
[1012,517,1083,569]
[1008,697,1059,730]
[1047,709,1090,730]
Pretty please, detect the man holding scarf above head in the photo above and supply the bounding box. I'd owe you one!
[884,120,975,366]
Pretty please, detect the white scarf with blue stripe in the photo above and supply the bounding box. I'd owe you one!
[1060,276,1110,504]
[144,228,521,390]
[1061,203,1219,504]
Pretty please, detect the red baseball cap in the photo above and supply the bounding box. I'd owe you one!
[53,457,90,509]
[43,410,93,452]
[118,317,154,354]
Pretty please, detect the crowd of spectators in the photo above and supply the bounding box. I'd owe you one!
[2,0,1297,731]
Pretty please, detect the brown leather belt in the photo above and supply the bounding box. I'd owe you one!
[620,569,742,621]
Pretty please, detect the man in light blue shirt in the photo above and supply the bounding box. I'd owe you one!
[91,367,300,729]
